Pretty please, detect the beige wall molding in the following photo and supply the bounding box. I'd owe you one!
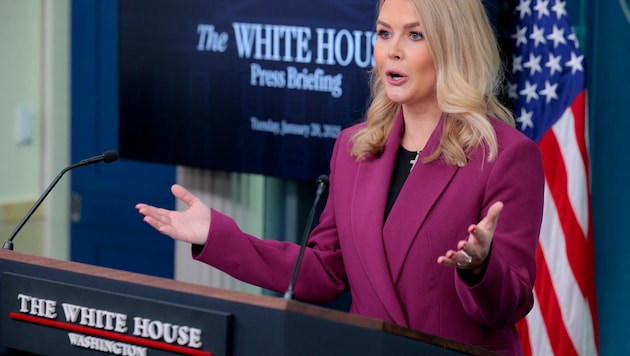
[0,201,43,223]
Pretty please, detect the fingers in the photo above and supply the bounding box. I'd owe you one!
[141,215,166,234]
[437,250,473,268]
[480,201,503,230]
[487,200,503,221]
[136,184,196,218]
[466,201,504,245]
[136,203,182,239]
[171,184,198,207]
[135,204,169,224]
[453,249,473,266]
[438,201,504,270]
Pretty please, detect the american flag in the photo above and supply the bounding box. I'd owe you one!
[508,0,599,355]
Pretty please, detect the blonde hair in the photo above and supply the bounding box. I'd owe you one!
[351,0,514,167]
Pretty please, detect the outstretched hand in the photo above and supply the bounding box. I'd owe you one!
[437,201,503,274]
[135,184,211,246]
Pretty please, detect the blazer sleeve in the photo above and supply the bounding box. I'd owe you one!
[454,135,545,329]
[190,135,349,304]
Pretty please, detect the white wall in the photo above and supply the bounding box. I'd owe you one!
[0,0,70,259]
[41,0,70,260]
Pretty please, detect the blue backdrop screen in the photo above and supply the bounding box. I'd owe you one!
[119,0,378,180]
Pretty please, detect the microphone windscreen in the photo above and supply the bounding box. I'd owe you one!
[103,150,119,163]
[316,174,329,186]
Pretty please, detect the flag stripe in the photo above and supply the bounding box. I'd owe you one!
[525,292,554,355]
[564,93,600,351]
[538,180,597,355]
[540,116,589,290]
[551,104,589,235]
[515,318,533,356]
[569,92,590,183]
[534,243,578,356]
[551,98,599,352]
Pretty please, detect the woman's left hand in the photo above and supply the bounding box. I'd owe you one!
[437,201,503,274]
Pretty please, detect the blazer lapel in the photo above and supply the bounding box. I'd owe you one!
[350,112,409,326]
[383,116,459,284]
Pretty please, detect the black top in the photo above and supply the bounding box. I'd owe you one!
[385,146,418,221]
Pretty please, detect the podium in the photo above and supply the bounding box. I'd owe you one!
[0,250,497,356]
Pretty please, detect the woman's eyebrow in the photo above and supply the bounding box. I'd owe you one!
[376,20,421,30]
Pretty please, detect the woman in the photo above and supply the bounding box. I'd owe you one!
[136,0,544,354]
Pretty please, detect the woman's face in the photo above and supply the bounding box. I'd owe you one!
[374,0,437,111]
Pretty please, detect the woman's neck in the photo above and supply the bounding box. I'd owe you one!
[400,106,442,152]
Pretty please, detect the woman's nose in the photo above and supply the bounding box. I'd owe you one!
[387,36,403,59]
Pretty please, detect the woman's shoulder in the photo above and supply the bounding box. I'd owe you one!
[340,121,367,136]
[484,117,543,173]
[489,117,538,150]
[335,121,367,145]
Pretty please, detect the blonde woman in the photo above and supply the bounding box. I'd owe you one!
[137,0,543,354]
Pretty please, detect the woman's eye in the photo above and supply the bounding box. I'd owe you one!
[378,29,391,39]
[410,31,424,40]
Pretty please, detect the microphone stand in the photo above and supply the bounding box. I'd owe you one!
[2,151,119,250]
[3,165,74,250]
[283,175,329,300]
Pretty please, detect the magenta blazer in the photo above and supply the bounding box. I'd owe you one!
[193,112,544,355]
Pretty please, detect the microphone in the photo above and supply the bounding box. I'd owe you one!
[76,150,119,166]
[283,174,330,300]
[2,150,119,250]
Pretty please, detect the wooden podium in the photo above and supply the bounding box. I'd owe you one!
[0,250,497,356]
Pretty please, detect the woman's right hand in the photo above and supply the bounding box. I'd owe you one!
[136,184,211,245]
